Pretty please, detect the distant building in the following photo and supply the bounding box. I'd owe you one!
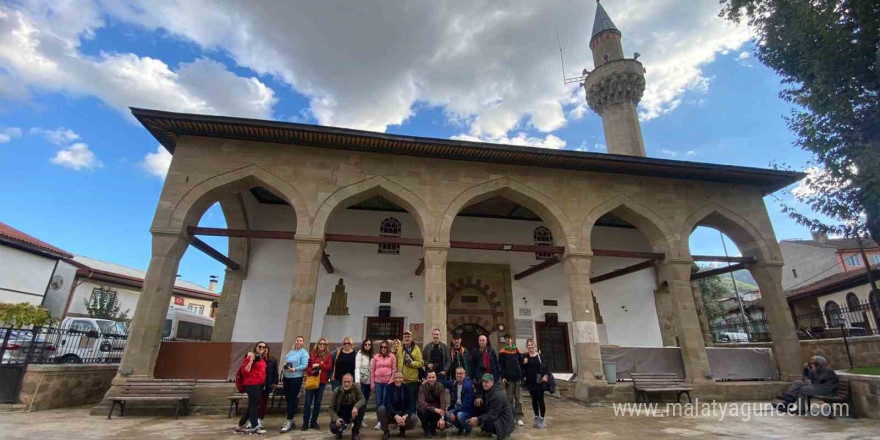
[780,231,879,290]
[786,263,880,335]
[0,221,218,322]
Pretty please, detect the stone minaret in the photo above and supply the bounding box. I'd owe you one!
[584,1,647,156]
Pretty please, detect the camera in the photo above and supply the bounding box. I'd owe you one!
[285,362,293,370]
[254,354,262,361]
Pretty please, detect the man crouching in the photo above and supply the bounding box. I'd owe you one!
[330,373,366,440]
[468,374,515,440]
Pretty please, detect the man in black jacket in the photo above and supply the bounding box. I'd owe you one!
[468,374,515,440]
[498,334,525,427]
[469,335,501,384]
[377,371,416,440]
[777,356,839,414]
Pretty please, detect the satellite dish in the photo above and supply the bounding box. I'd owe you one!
[50,275,64,290]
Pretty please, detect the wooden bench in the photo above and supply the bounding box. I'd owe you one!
[806,380,851,419]
[108,379,197,419]
[227,384,287,418]
[227,393,248,418]
[631,373,693,403]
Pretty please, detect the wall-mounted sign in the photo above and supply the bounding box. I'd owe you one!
[519,308,531,317]
[173,296,185,305]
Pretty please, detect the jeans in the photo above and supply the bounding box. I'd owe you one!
[283,377,304,420]
[238,384,262,428]
[303,383,326,426]
[360,383,372,409]
[446,410,472,433]
[403,382,420,415]
[374,383,390,410]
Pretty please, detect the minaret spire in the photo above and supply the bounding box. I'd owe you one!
[583,1,647,156]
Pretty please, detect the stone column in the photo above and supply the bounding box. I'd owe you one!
[282,238,324,352]
[689,280,715,345]
[116,231,189,379]
[657,260,712,383]
[211,267,247,342]
[750,262,803,380]
[562,253,604,388]
[423,246,449,345]
[652,285,678,346]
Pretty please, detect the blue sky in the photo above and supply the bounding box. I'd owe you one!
[0,1,823,290]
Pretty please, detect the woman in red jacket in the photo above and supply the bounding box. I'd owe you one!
[235,341,268,434]
[301,337,333,431]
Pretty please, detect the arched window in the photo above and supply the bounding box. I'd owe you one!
[533,226,554,260]
[378,217,401,255]
[824,301,844,328]
[846,292,862,311]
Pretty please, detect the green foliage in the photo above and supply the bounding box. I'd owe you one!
[697,276,731,322]
[0,302,54,327]
[720,0,880,242]
[84,287,130,322]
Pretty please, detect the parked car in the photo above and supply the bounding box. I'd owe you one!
[53,317,128,364]
[1,328,55,364]
[162,306,214,341]
[717,332,750,343]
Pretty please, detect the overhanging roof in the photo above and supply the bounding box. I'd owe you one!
[131,108,804,195]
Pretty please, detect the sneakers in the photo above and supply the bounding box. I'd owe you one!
[247,427,267,435]
[375,421,382,431]
[352,432,361,440]
[281,420,295,433]
[536,417,546,429]
[257,418,264,429]
[517,419,524,427]
[234,426,248,433]
[533,417,539,428]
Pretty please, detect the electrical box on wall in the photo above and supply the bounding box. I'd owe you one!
[379,305,391,318]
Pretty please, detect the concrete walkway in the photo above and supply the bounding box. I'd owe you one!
[1,397,878,440]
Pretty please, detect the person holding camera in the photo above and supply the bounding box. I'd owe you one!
[395,331,424,416]
[776,355,839,414]
[302,338,332,431]
[280,336,310,433]
[256,345,279,430]
[329,373,367,440]
[234,342,268,434]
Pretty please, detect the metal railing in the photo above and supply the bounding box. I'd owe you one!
[709,300,880,342]
[1,325,128,365]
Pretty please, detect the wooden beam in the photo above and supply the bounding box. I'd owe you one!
[450,240,565,254]
[188,227,296,240]
[590,259,655,284]
[321,253,334,274]
[690,262,748,281]
[692,255,757,263]
[415,259,425,276]
[189,237,240,270]
[591,249,666,260]
[325,233,423,246]
[514,256,561,280]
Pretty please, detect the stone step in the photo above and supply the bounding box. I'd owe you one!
[0,404,28,413]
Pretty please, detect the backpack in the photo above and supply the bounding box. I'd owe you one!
[234,365,245,392]
[536,354,556,394]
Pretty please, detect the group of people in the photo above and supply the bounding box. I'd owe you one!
[234,329,553,439]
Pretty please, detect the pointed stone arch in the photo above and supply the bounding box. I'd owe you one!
[311,176,434,240]
[581,193,676,254]
[164,164,309,235]
[679,202,777,262]
[438,177,573,247]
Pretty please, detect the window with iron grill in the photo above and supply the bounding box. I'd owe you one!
[366,317,405,340]
[378,217,401,255]
[533,226,554,260]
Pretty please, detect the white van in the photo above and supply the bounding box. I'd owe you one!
[162,306,215,341]
[55,317,128,363]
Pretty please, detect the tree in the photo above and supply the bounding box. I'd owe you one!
[697,275,730,322]
[0,302,54,327]
[84,287,130,322]
[720,0,880,242]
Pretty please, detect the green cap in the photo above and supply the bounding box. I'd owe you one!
[481,373,495,382]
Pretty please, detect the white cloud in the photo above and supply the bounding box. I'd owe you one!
[738,52,750,60]
[50,142,102,170]
[2,1,751,144]
[452,132,566,150]
[0,126,21,143]
[141,145,172,179]
[685,150,697,156]
[661,149,678,158]
[28,127,79,145]
[0,5,276,120]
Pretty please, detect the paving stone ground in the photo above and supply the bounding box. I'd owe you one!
[1,397,878,440]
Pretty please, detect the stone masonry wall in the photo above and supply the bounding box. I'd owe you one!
[18,364,118,411]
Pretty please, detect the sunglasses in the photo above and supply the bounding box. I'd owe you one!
[318,343,326,346]
[344,342,351,345]
[257,345,266,349]
[380,346,388,349]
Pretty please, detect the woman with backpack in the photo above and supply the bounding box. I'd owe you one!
[256,345,279,430]
[234,341,269,434]
[301,338,332,431]
[522,338,549,429]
